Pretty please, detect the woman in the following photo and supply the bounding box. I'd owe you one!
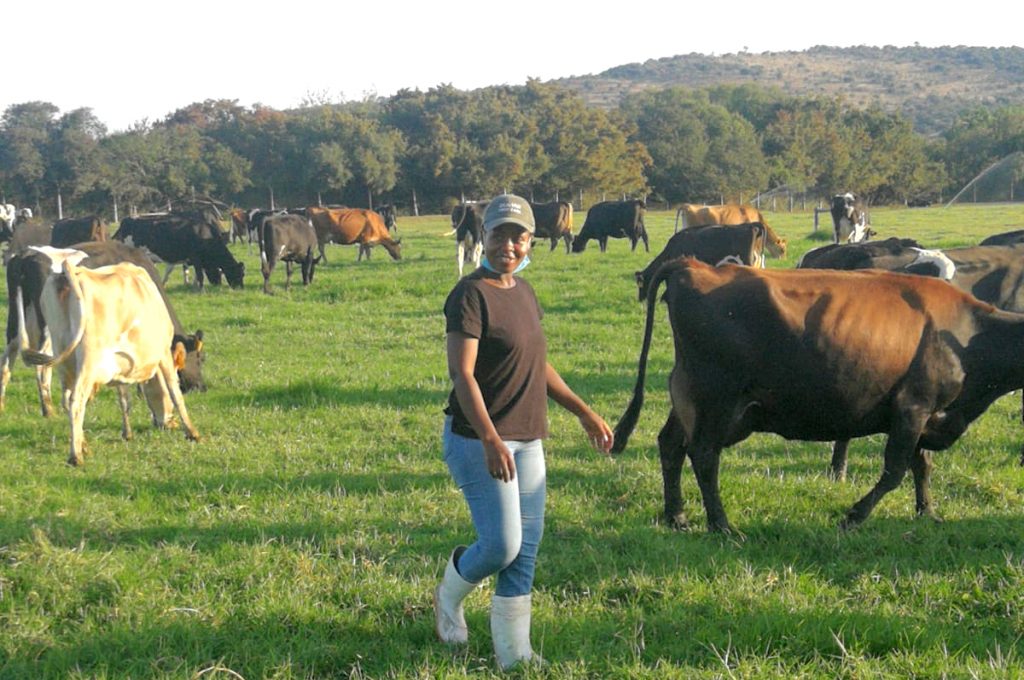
[434,194,614,669]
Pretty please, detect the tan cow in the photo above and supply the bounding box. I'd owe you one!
[18,246,200,465]
[306,207,402,262]
[676,203,787,260]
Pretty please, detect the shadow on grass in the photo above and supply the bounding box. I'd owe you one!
[208,379,446,410]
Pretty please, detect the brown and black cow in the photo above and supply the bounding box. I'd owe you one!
[51,216,107,248]
[614,257,1024,533]
[676,203,787,258]
[529,201,574,253]
[635,222,767,301]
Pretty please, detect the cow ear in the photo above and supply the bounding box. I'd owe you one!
[172,341,187,370]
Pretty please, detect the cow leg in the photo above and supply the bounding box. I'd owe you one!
[284,261,293,290]
[642,231,650,253]
[657,411,691,530]
[181,264,191,286]
[142,374,177,430]
[842,424,919,528]
[158,360,200,442]
[37,335,55,416]
[116,385,133,441]
[302,257,313,286]
[549,237,558,252]
[910,447,941,521]
[472,242,483,269]
[599,237,608,253]
[161,263,175,285]
[66,377,89,466]
[688,436,731,534]
[830,439,851,481]
[456,242,466,277]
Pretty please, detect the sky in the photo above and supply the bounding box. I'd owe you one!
[5,0,1021,133]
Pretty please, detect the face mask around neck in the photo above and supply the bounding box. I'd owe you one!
[480,255,530,275]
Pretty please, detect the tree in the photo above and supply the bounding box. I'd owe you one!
[0,101,59,209]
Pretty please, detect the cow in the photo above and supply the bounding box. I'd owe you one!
[113,212,245,289]
[449,202,487,276]
[612,257,1024,533]
[1,241,207,417]
[529,201,574,253]
[802,241,1024,476]
[979,229,1024,246]
[635,223,767,301]
[797,237,925,271]
[306,207,401,264]
[50,216,107,248]
[0,204,29,236]
[2,220,52,265]
[17,246,200,465]
[378,204,398,233]
[675,203,787,258]
[570,200,648,253]
[259,213,321,293]
[229,208,255,244]
[830,193,874,244]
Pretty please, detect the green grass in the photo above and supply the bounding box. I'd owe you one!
[2,203,1024,678]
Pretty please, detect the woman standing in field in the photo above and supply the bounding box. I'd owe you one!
[434,194,614,669]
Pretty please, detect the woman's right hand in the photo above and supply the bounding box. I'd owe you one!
[483,437,516,482]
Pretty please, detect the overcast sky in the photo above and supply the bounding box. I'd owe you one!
[6,0,1021,132]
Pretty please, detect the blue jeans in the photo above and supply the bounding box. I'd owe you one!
[442,416,546,597]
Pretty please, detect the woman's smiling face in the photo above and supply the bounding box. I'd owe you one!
[483,223,532,274]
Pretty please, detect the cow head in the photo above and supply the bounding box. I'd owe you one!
[382,239,402,261]
[173,329,207,392]
[224,260,245,288]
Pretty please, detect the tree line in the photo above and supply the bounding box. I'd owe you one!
[1,80,1022,220]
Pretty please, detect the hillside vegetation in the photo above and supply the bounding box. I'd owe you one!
[554,46,1024,135]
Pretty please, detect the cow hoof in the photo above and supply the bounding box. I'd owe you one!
[917,509,944,523]
[707,521,735,535]
[663,512,690,531]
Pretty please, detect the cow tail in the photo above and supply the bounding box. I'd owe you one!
[611,259,668,454]
[21,262,87,368]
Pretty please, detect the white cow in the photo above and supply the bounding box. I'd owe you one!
[18,246,200,465]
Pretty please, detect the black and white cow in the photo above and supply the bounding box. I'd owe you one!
[113,211,245,289]
[830,193,874,243]
[259,214,321,293]
[451,201,488,276]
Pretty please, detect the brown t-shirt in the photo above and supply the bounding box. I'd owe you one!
[444,271,548,440]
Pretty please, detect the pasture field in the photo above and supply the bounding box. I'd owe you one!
[2,203,1024,678]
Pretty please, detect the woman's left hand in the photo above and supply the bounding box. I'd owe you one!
[579,411,614,455]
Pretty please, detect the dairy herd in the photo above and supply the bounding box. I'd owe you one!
[3,198,1024,536]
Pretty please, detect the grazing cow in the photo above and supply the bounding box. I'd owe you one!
[613,257,1024,533]
[676,203,787,257]
[979,229,1024,246]
[570,200,648,253]
[51,216,107,248]
[18,247,200,465]
[1,241,207,416]
[529,201,574,253]
[259,214,321,293]
[113,212,245,289]
[830,193,874,243]
[449,202,488,276]
[378,204,398,233]
[803,241,1024,475]
[306,207,401,263]
[635,223,767,301]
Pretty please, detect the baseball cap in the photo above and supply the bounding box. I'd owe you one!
[483,194,535,234]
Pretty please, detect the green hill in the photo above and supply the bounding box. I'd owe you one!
[552,45,1024,135]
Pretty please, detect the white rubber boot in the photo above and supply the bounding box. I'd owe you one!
[491,593,543,670]
[433,547,477,644]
